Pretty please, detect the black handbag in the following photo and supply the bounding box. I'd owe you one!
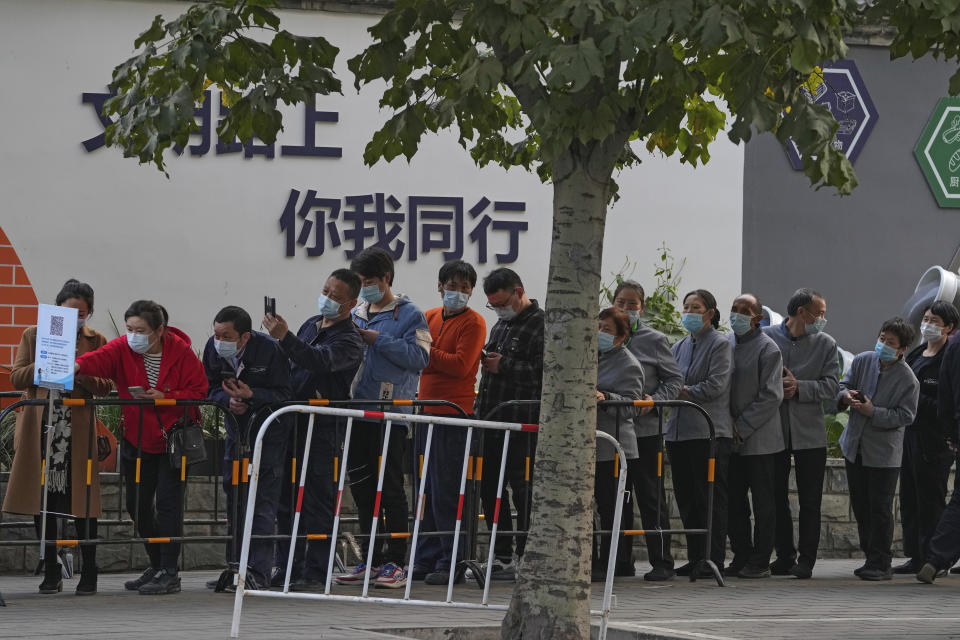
[164,415,207,470]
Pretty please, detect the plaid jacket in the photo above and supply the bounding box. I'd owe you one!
[474,300,545,423]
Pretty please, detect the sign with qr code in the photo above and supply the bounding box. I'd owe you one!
[33,304,78,391]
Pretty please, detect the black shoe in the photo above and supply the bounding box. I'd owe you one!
[138,569,182,595]
[738,565,771,579]
[858,567,892,581]
[853,563,867,577]
[125,567,158,591]
[892,559,920,574]
[38,575,63,594]
[917,563,938,584]
[76,568,98,595]
[424,570,464,586]
[289,578,326,592]
[950,565,960,575]
[643,566,675,582]
[725,557,747,577]
[675,562,694,577]
[769,558,795,576]
[790,561,813,580]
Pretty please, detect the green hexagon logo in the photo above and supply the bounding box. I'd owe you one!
[915,97,960,208]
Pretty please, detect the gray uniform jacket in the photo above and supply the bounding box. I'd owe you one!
[763,322,840,450]
[667,326,733,441]
[626,321,684,438]
[730,329,785,456]
[597,345,645,461]
[838,351,919,468]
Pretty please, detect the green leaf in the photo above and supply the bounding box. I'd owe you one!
[790,36,818,74]
[134,15,166,48]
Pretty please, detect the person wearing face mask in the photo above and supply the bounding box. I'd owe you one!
[337,247,430,589]
[4,279,112,595]
[725,294,784,579]
[263,268,363,590]
[611,280,682,581]
[837,317,919,580]
[593,307,645,581]
[667,289,733,577]
[201,305,291,590]
[762,287,839,579]
[892,301,959,575]
[474,267,545,580]
[412,260,486,585]
[75,299,207,595]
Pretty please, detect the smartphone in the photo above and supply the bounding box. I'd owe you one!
[264,296,276,317]
[851,390,867,402]
[481,349,490,359]
[127,386,146,398]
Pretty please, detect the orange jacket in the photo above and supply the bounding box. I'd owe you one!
[419,306,485,415]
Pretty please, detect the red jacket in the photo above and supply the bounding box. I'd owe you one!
[76,329,208,453]
[419,307,485,415]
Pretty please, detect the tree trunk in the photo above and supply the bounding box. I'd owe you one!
[501,150,613,639]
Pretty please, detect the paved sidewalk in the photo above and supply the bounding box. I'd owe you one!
[2,560,960,639]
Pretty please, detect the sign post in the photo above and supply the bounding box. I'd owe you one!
[914,97,960,208]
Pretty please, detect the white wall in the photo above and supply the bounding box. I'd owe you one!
[0,0,743,346]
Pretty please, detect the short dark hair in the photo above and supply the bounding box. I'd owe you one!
[613,280,645,306]
[787,287,824,317]
[599,307,631,339]
[438,260,477,288]
[56,279,95,312]
[683,289,720,328]
[214,306,252,335]
[124,300,166,331]
[739,293,763,316]
[330,268,361,299]
[925,300,960,333]
[483,268,524,296]
[879,316,915,349]
[350,247,395,285]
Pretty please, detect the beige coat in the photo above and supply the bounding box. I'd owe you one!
[2,326,112,517]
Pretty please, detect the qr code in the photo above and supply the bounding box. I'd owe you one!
[49,315,64,337]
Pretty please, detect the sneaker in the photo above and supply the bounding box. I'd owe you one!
[769,558,795,576]
[374,563,408,589]
[490,558,517,581]
[124,567,159,591]
[643,566,675,582]
[335,562,380,585]
[917,563,938,584]
[858,567,893,581]
[892,559,920,574]
[854,563,867,577]
[138,569,182,595]
[424,570,464,586]
[789,560,813,580]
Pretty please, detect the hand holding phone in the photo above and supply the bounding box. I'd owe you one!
[264,296,276,317]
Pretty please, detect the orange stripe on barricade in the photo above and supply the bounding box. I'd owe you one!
[392,399,413,406]
[633,399,655,407]
[377,456,382,476]
[62,398,85,407]
[332,457,338,483]
[241,458,249,483]
[525,456,530,482]
[308,399,330,406]
[418,454,423,478]
[181,457,186,482]
[232,460,239,486]
[467,456,474,480]
[135,458,141,483]
[86,459,92,485]
[291,458,297,484]
[147,537,171,544]
[657,451,663,477]
[306,534,329,541]
[622,530,647,536]
[41,460,45,485]
[613,455,619,478]
[707,457,715,482]
[56,539,79,547]
[478,513,485,521]
[154,399,176,406]
[389,533,411,539]
[476,457,483,482]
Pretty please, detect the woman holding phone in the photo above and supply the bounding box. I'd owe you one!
[75,300,207,595]
[3,279,112,595]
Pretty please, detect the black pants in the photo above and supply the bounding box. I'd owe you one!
[346,420,409,567]
[629,434,673,569]
[414,421,469,573]
[773,446,826,567]
[846,456,899,571]
[120,440,184,571]
[927,452,960,569]
[36,514,98,572]
[594,458,637,572]
[727,452,776,569]
[899,428,953,563]
[480,431,535,561]
[666,437,731,568]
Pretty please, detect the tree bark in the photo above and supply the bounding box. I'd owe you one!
[501,146,614,640]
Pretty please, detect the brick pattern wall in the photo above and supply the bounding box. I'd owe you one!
[0,226,38,393]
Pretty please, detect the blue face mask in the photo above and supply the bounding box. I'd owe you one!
[443,290,470,312]
[598,331,616,353]
[627,310,640,326]
[805,316,827,335]
[317,294,342,319]
[360,284,384,304]
[215,339,238,359]
[875,340,899,363]
[729,312,753,337]
[126,331,153,355]
[681,313,705,334]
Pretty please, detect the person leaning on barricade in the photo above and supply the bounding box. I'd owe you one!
[75,300,208,595]
[3,279,112,595]
[263,268,363,590]
[474,267,545,581]
[592,307,644,582]
[668,289,733,578]
[412,259,485,586]
[201,306,291,591]
[837,317,919,581]
[726,294,784,579]
[336,247,430,589]
[762,288,839,579]
[612,280,682,582]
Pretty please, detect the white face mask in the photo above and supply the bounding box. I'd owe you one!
[921,322,945,344]
[494,306,518,321]
[126,331,153,354]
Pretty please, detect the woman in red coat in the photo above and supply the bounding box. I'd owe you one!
[76,300,207,595]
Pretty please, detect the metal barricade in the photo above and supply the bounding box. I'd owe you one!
[229,405,629,640]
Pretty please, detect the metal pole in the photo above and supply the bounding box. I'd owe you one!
[324,417,354,594]
[361,419,393,597]
[39,390,57,561]
[598,432,628,640]
[404,422,434,600]
[283,414,315,593]
[482,430,511,605]
[446,425,473,603]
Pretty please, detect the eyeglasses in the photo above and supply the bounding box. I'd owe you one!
[485,289,518,311]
